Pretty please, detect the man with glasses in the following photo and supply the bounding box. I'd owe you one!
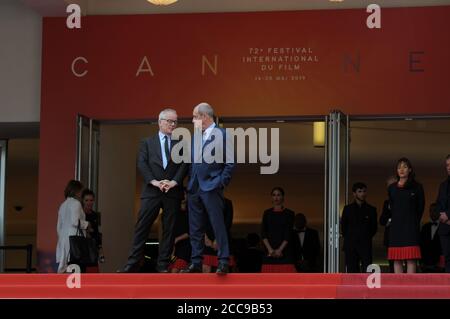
[120,108,187,273]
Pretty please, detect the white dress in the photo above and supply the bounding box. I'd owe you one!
[56,197,89,273]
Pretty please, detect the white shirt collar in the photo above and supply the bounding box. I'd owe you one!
[159,131,169,140]
[203,123,216,141]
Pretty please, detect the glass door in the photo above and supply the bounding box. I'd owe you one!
[75,115,100,209]
[324,111,349,273]
[0,140,7,272]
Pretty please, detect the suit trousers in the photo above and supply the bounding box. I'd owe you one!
[188,181,229,266]
[126,195,180,270]
[440,233,450,273]
[345,246,372,273]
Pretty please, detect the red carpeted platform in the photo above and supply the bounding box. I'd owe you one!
[0,274,449,299]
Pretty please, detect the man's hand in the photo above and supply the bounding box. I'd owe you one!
[162,180,177,193]
[150,180,166,192]
[439,212,449,224]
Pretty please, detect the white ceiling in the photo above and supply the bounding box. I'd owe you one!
[21,0,450,16]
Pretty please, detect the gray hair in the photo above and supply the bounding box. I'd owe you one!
[195,102,214,119]
[158,108,177,121]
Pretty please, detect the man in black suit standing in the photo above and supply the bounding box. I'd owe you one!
[420,203,443,273]
[341,182,378,273]
[292,213,321,272]
[181,102,235,275]
[437,154,450,273]
[121,108,187,273]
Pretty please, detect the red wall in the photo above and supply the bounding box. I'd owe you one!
[38,7,450,271]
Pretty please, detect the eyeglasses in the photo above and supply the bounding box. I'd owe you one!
[161,119,178,125]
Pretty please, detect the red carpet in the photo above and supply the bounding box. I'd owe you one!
[0,274,449,299]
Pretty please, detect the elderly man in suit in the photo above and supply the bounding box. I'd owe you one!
[121,108,187,273]
[181,102,235,275]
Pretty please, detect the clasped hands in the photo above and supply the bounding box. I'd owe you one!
[151,179,177,192]
[268,248,283,258]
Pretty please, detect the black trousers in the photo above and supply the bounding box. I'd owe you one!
[125,195,180,270]
[440,233,450,273]
[345,246,372,273]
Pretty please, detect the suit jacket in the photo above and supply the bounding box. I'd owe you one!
[187,127,235,192]
[341,202,378,252]
[138,134,187,199]
[292,227,321,271]
[420,222,442,266]
[437,178,450,235]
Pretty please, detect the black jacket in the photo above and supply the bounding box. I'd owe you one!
[420,222,442,266]
[388,181,425,247]
[341,201,378,252]
[138,135,187,199]
[437,177,450,235]
[291,227,321,272]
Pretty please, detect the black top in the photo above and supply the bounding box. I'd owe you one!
[261,208,295,264]
[173,208,191,261]
[341,201,378,251]
[85,210,102,248]
[388,181,425,247]
[291,227,321,272]
[420,222,442,266]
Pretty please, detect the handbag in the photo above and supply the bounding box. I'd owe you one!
[69,220,99,266]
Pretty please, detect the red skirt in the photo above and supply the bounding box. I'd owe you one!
[388,246,421,260]
[203,255,236,267]
[261,264,297,273]
[169,258,189,271]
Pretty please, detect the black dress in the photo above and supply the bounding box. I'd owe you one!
[387,181,425,260]
[261,208,296,270]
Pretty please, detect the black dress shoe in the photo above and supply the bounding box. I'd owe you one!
[180,263,202,273]
[117,264,139,273]
[216,263,229,275]
[156,266,169,273]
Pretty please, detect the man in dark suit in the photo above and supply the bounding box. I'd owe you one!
[379,176,397,273]
[420,203,443,273]
[181,102,235,275]
[437,154,450,273]
[292,213,321,272]
[341,182,378,273]
[121,108,187,273]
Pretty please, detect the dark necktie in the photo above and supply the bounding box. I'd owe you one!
[164,135,170,163]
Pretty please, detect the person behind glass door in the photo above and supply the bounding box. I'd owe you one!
[420,203,444,273]
[379,176,397,273]
[436,154,450,273]
[292,213,321,273]
[388,158,425,274]
[341,182,378,273]
[56,180,91,273]
[260,187,296,273]
[169,191,191,273]
[81,189,104,273]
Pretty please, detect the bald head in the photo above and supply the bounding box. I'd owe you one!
[193,102,214,130]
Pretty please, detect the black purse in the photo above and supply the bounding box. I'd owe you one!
[69,220,99,266]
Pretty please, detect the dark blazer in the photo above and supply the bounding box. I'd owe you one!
[420,222,442,266]
[138,134,187,199]
[437,178,450,235]
[341,202,378,252]
[292,227,321,272]
[388,181,425,247]
[187,126,235,192]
